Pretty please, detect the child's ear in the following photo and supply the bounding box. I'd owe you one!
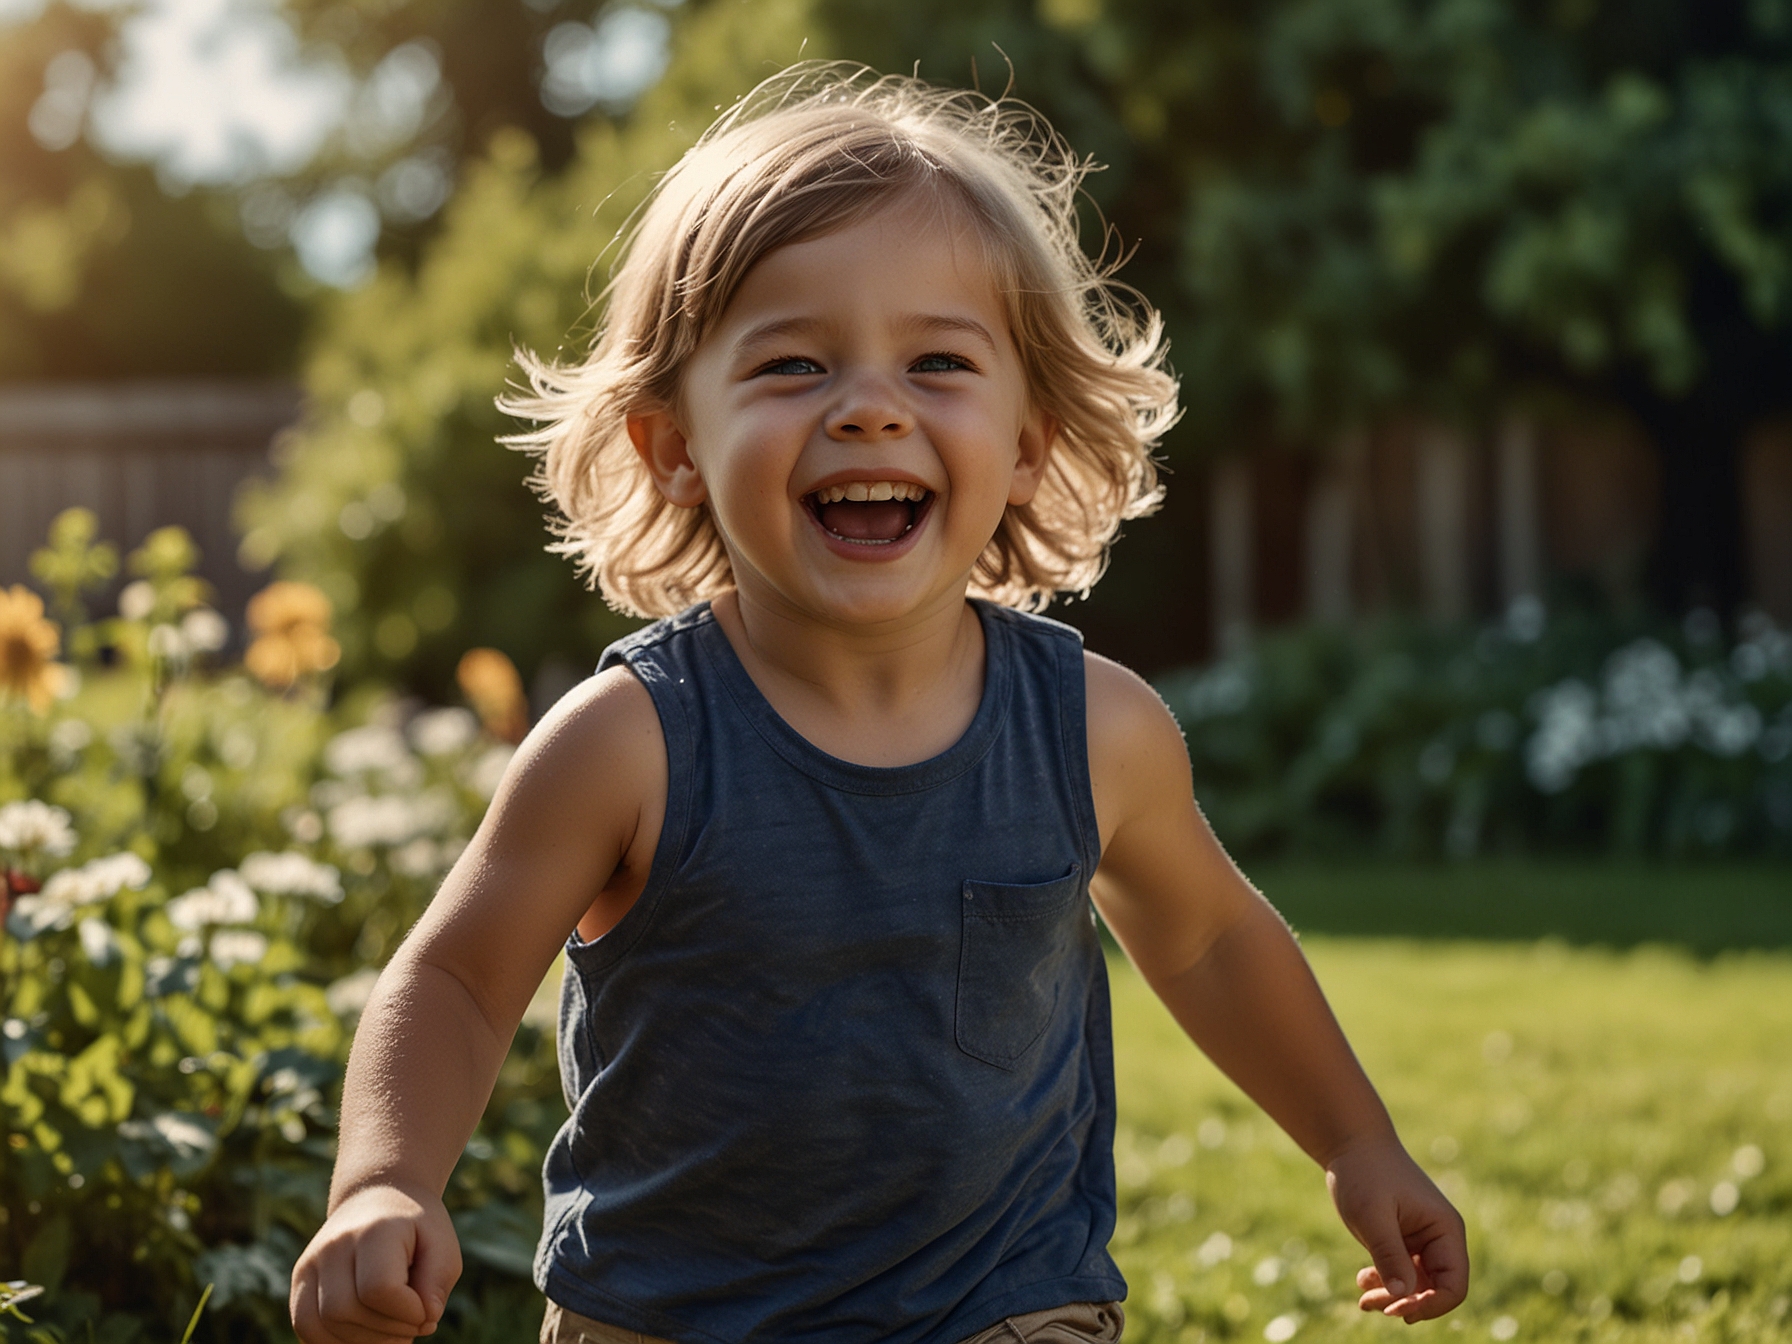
[1007,409,1058,507]
[627,409,707,508]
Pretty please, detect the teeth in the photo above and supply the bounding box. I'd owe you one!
[811,481,928,504]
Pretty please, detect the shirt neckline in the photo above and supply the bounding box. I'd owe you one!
[691,599,1013,796]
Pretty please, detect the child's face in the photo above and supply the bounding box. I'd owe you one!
[629,194,1054,628]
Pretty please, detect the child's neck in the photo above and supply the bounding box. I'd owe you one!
[711,589,986,768]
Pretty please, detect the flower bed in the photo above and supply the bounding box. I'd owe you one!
[1159,601,1792,858]
[1,515,562,1342]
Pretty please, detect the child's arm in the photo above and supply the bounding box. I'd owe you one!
[289,668,666,1344]
[1084,653,1469,1322]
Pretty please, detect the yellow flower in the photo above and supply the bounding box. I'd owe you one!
[244,581,341,689]
[0,585,68,713]
[457,648,529,743]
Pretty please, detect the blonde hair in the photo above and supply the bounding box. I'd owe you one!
[505,63,1180,616]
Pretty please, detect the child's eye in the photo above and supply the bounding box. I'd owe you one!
[911,351,974,374]
[756,356,824,377]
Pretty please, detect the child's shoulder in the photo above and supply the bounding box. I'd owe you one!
[1075,640,1191,844]
[1082,647,1180,745]
[495,659,664,831]
[596,601,719,672]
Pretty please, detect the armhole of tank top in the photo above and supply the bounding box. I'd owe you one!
[1055,628,1103,879]
[563,644,695,976]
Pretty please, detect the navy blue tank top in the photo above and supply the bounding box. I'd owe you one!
[535,600,1124,1343]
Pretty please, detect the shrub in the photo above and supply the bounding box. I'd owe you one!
[1159,601,1792,858]
[1,516,562,1343]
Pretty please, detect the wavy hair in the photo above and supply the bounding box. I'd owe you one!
[504,63,1180,616]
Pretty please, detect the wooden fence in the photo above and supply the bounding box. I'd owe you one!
[0,381,302,633]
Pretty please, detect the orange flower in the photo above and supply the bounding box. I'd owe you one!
[0,585,68,713]
[244,581,341,689]
[457,648,529,744]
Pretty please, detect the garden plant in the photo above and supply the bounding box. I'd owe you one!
[1158,600,1792,859]
[1,513,559,1343]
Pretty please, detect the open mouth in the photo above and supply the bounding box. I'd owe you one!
[804,480,934,546]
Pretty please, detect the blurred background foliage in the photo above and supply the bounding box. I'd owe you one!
[7,0,1790,696]
[240,0,819,701]
[0,4,305,379]
[1159,604,1792,859]
[248,0,1792,690]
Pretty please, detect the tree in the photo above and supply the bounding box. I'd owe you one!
[822,0,1792,613]
[237,0,824,699]
[0,4,306,379]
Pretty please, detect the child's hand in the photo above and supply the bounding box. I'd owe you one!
[1325,1138,1468,1323]
[290,1184,463,1344]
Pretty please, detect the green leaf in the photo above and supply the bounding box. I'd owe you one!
[59,1036,133,1127]
[66,981,100,1029]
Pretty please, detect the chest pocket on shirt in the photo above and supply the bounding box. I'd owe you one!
[956,865,1085,1069]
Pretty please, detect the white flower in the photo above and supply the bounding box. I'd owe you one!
[409,706,479,757]
[284,808,325,843]
[180,607,230,654]
[78,917,119,965]
[166,871,259,930]
[327,789,455,848]
[238,851,343,904]
[1196,1231,1234,1266]
[1525,680,1599,793]
[117,580,157,622]
[39,852,152,907]
[325,967,380,1017]
[1697,704,1763,757]
[7,896,71,937]
[0,801,77,857]
[209,928,268,969]
[325,724,421,784]
[1601,639,1687,752]
[389,838,444,878]
[48,718,93,761]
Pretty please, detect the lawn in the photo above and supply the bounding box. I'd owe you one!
[1106,932,1792,1343]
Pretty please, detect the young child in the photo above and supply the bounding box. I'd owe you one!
[291,66,1467,1344]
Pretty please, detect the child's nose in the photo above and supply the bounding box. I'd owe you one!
[825,381,913,442]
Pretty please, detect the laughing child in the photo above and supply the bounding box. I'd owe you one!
[290,65,1468,1344]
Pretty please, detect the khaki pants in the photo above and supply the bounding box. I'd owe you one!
[541,1299,1125,1343]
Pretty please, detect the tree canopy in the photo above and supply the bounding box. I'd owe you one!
[0,5,305,379]
[829,0,1792,436]
[13,0,1788,680]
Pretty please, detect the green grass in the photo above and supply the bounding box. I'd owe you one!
[1107,941,1792,1343]
[1248,862,1792,954]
